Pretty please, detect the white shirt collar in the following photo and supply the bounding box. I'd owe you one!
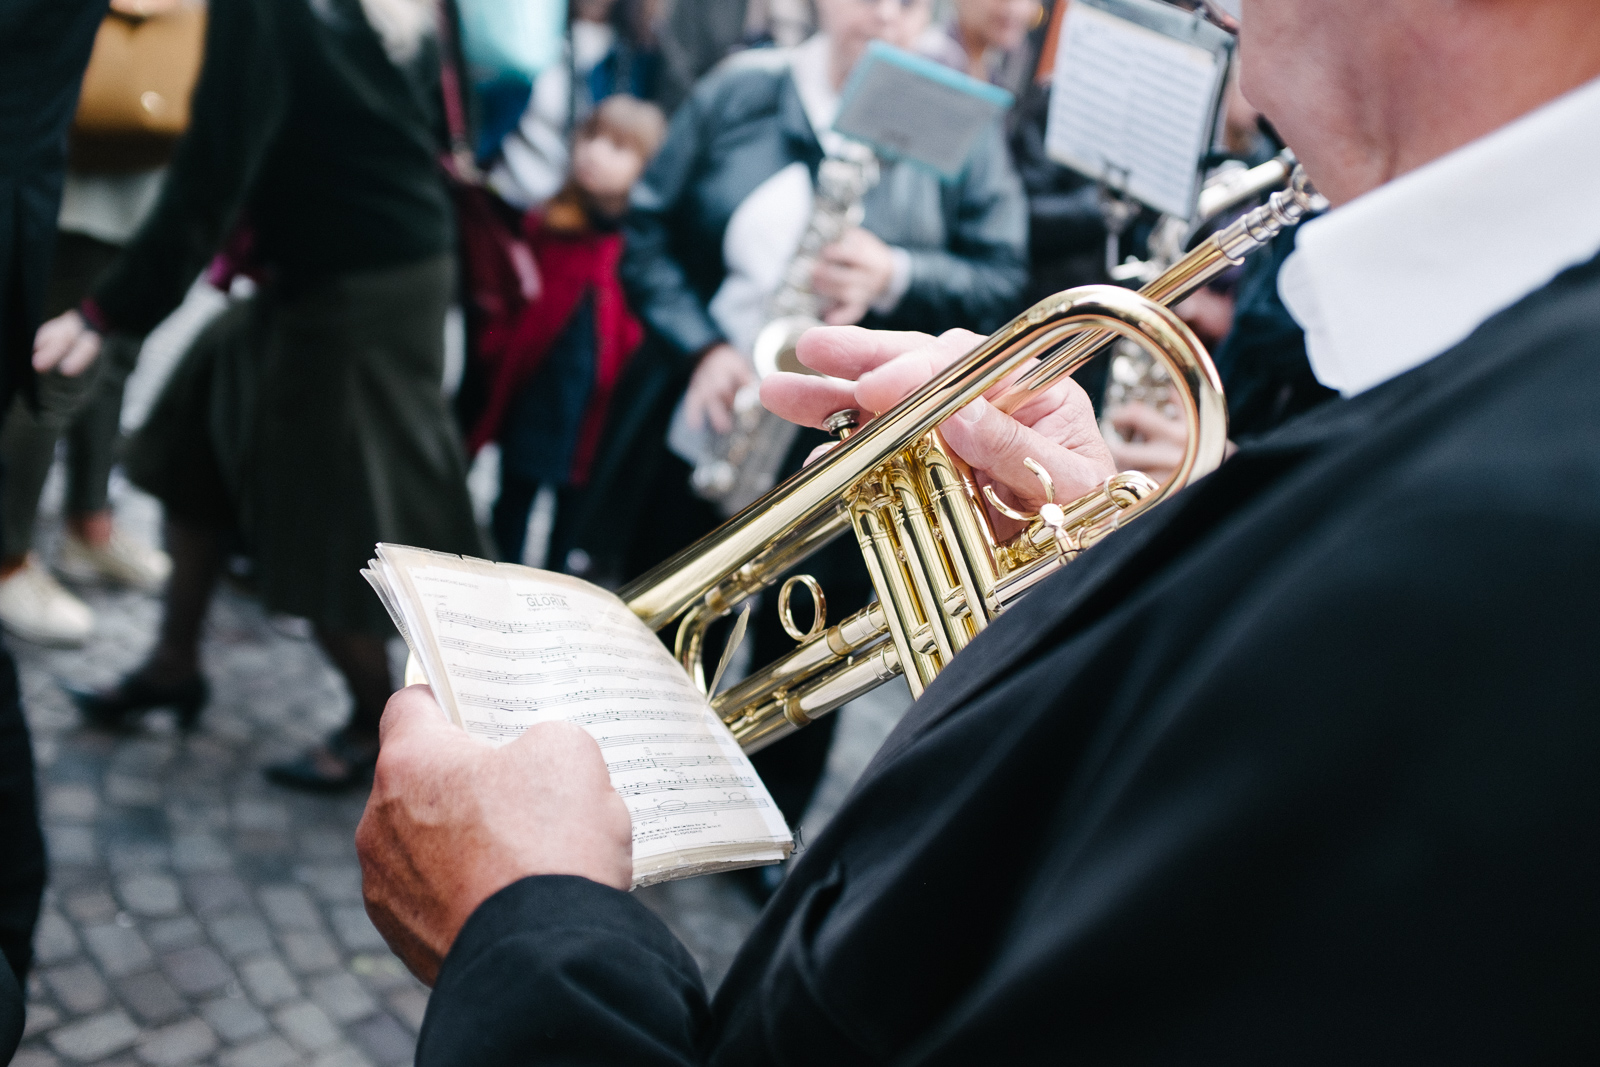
[1278,74,1600,397]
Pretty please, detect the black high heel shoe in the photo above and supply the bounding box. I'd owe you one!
[264,727,379,793]
[62,673,210,731]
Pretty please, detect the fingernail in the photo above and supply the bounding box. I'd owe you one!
[953,399,986,425]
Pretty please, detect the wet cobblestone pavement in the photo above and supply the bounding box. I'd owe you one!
[10,284,913,1067]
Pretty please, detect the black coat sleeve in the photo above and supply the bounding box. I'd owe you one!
[620,87,725,362]
[417,875,710,1066]
[89,0,288,334]
[886,123,1029,336]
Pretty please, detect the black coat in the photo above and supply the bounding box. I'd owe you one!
[89,0,454,335]
[417,251,1600,1065]
[0,0,106,409]
[0,1,101,1053]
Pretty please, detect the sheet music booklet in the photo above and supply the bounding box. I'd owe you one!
[1044,0,1234,219]
[363,544,793,889]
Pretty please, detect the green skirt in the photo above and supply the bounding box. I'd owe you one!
[126,255,486,636]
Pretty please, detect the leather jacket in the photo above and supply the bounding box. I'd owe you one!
[620,51,1029,365]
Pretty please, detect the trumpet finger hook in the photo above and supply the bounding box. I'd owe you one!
[982,457,1055,521]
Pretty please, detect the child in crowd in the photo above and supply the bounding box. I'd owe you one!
[466,94,666,567]
[484,0,660,209]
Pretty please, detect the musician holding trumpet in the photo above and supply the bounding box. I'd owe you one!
[360,0,1600,1061]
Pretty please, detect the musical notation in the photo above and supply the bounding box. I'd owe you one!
[460,719,534,742]
[606,754,736,774]
[439,636,609,661]
[461,713,709,741]
[457,688,702,713]
[628,793,769,824]
[375,544,793,884]
[615,775,757,798]
[450,664,688,687]
[434,609,638,641]
[595,731,723,750]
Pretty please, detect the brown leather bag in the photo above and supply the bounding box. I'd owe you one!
[70,0,207,172]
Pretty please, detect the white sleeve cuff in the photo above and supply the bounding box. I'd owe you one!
[871,247,914,316]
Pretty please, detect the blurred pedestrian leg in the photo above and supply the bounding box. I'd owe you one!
[75,256,483,787]
[0,232,168,648]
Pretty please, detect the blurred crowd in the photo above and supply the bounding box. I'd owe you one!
[9,0,1331,851]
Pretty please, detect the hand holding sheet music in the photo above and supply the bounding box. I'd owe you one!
[364,546,793,888]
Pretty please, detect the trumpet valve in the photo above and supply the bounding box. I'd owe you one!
[825,409,860,441]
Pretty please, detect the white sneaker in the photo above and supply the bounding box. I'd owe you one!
[0,558,95,646]
[57,530,173,592]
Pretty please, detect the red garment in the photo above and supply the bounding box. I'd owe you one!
[467,211,643,486]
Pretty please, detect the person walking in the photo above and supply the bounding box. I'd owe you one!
[0,0,109,1054]
[34,0,486,791]
[0,161,172,648]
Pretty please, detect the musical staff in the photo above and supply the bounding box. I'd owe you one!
[606,754,736,773]
[450,664,688,687]
[595,732,723,749]
[616,776,758,798]
[460,719,534,742]
[628,793,769,824]
[457,688,703,712]
[439,637,613,661]
[434,609,638,641]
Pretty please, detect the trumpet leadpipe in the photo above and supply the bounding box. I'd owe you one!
[1006,167,1322,404]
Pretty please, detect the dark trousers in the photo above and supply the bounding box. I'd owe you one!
[491,472,582,570]
[1,232,139,555]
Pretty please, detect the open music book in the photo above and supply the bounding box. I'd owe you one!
[363,544,793,889]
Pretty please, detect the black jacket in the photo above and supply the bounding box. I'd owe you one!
[418,251,1600,1065]
[0,0,106,409]
[0,2,99,1054]
[89,0,454,335]
[622,54,1029,361]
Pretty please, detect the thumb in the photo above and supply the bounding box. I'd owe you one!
[378,684,452,747]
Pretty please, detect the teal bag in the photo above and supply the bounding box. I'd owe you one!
[457,0,567,82]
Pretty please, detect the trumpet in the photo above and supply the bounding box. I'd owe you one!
[621,161,1322,752]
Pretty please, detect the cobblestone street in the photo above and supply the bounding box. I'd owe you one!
[9,286,913,1067]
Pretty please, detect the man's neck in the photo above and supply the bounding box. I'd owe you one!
[1257,1,1600,207]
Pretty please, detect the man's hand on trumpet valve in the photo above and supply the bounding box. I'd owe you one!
[760,325,1118,528]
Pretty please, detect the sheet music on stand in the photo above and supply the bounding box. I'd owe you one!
[834,42,1013,177]
[1044,0,1234,220]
